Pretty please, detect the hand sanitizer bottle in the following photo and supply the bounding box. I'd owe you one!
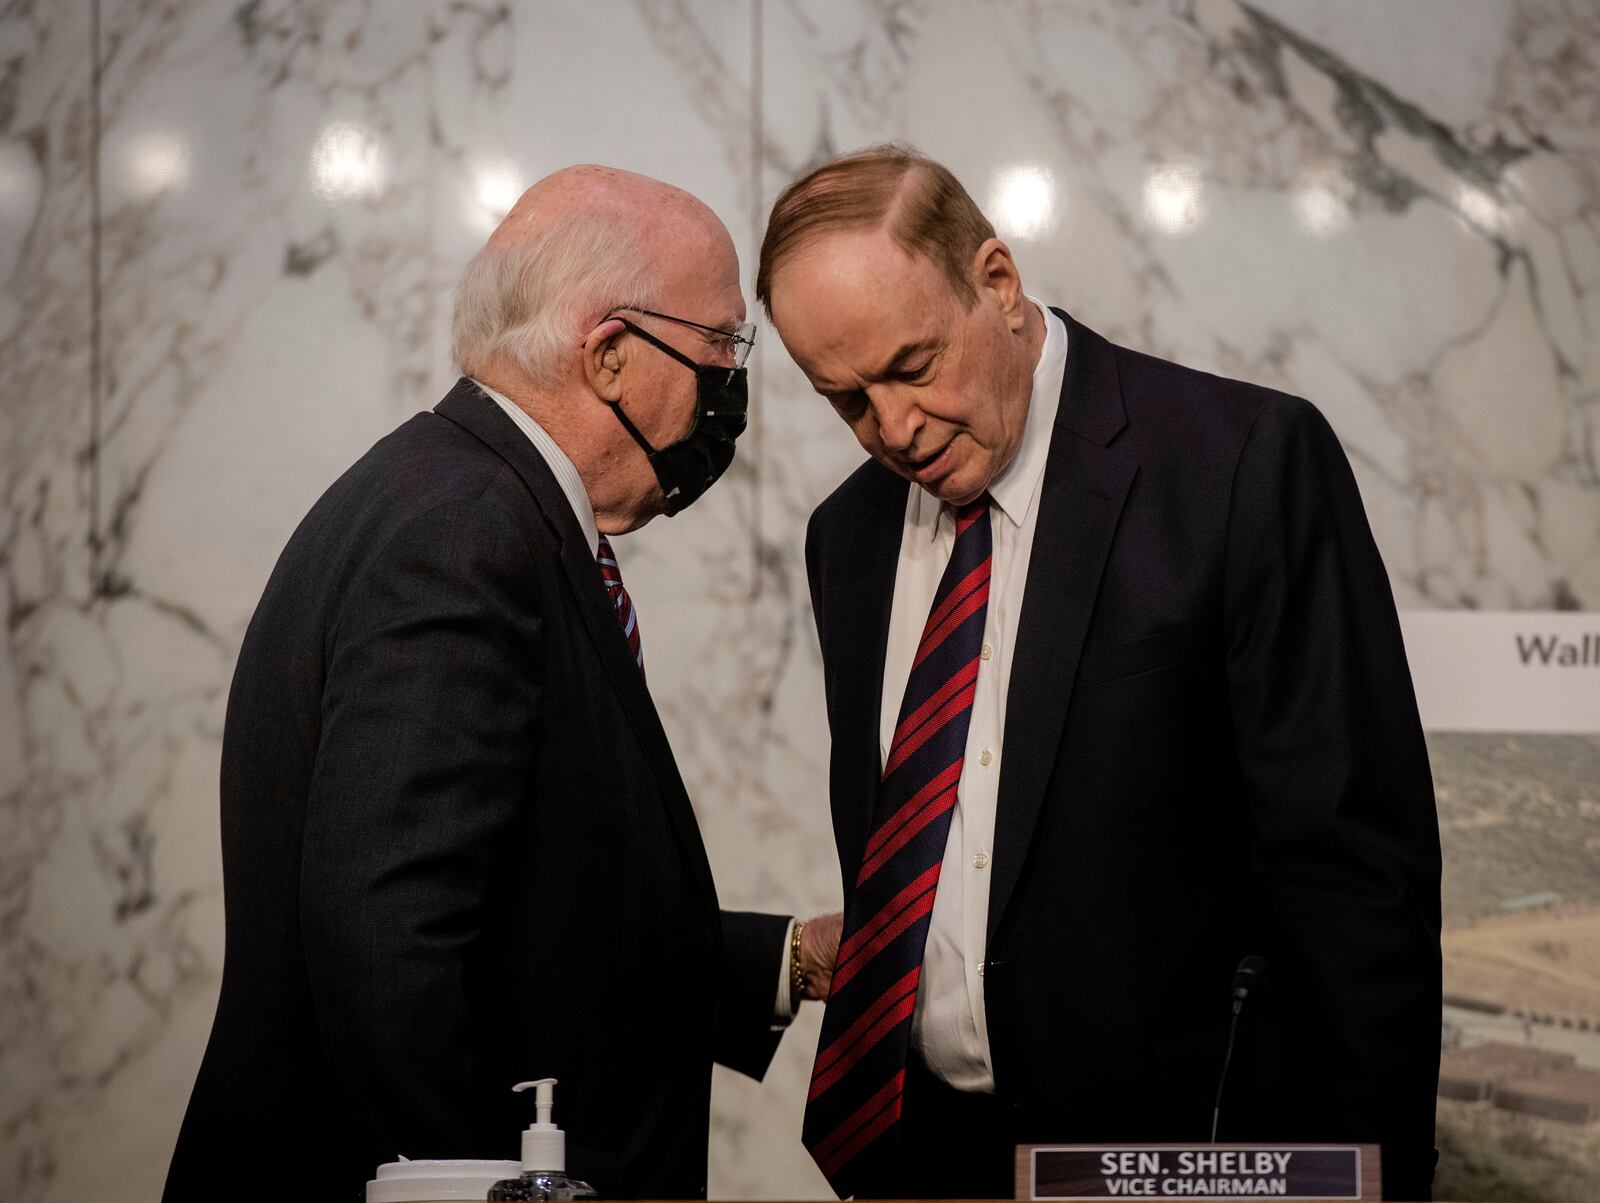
[488,1079,597,1201]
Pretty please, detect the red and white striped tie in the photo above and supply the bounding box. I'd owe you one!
[596,535,644,675]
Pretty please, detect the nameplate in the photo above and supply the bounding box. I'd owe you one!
[1015,1143,1380,1200]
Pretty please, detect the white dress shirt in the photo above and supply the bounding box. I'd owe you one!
[876,302,1068,1091]
[471,378,799,1024]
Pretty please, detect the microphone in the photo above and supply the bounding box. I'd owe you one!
[1211,955,1268,1142]
[1231,955,1268,1013]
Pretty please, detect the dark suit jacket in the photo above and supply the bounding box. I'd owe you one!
[806,311,1441,1200]
[164,381,788,1202]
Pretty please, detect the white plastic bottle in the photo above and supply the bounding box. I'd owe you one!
[488,1079,598,1201]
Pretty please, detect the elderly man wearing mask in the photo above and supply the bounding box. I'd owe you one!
[164,166,841,1203]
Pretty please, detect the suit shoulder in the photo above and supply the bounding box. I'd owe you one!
[300,412,543,548]
[1108,339,1333,458]
[262,412,535,608]
[1114,341,1282,419]
[809,457,903,541]
[339,411,508,506]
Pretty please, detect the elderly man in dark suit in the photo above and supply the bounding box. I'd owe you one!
[164,165,841,1203]
[758,146,1440,1201]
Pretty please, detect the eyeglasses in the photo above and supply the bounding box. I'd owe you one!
[611,306,756,369]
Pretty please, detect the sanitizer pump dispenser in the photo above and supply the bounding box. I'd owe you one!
[488,1079,597,1201]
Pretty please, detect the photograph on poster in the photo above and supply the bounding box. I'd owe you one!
[1432,734,1600,1202]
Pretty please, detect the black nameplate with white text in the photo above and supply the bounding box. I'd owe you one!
[1018,1144,1376,1201]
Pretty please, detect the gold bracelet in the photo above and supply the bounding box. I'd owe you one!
[791,919,808,1003]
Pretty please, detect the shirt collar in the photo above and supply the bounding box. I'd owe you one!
[470,378,601,557]
[913,297,1069,540]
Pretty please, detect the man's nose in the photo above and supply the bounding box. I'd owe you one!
[871,388,923,453]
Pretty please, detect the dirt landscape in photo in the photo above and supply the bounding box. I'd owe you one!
[1429,733,1600,1203]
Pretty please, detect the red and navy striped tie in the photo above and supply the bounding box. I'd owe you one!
[596,535,644,674]
[803,497,992,1197]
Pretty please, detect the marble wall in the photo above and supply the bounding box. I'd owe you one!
[1,2,1596,1200]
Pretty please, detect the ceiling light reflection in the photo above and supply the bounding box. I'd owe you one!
[122,130,191,199]
[1292,166,1353,238]
[989,164,1058,241]
[1453,182,1504,235]
[467,158,523,234]
[1142,161,1205,235]
[310,121,387,203]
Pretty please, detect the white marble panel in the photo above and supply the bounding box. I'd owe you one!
[3,2,1599,1202]
[28,2,472,1198]
[0,1,839,1199]
[2,3,111,1199]
[759,0,1600,612]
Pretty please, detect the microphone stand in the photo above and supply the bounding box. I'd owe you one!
[1211,955,1268,1143]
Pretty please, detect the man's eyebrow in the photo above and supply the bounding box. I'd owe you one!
[808,338,936,394]
[876,339,935,375]
[809,375,856,397]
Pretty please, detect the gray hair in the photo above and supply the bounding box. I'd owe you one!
[450,209,661,386]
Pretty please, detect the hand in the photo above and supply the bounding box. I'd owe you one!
[798,912,843,1001]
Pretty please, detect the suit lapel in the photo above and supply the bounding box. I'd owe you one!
[986,313,1137,945]
[818,469,907,884]
[434,380,719,914]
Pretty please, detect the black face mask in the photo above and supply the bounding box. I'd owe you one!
[605,317,748,516]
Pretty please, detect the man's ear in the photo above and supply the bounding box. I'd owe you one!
[971,237,1026,332]
[582,317,629,402]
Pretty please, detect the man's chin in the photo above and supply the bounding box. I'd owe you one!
[600,492,663,535]
[917,466,988,508]
[878,449,987,507]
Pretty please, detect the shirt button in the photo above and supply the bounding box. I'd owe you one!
[978,963,986,977]
[981,642,993,661]
[973,851,989,870]
[978,749,993,766]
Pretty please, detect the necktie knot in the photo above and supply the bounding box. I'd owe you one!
[952,494,991,529]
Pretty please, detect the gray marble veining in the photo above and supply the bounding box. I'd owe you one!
[1,2,1597,1200]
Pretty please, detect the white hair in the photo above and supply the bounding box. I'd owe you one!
[450,208,662,386]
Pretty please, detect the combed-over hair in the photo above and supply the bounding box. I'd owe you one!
[756,144,995,314]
